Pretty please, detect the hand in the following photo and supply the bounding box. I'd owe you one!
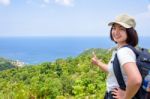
[91,52,101,66]
[111,88,125,99]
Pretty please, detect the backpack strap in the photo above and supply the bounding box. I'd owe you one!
[113,53,126,90]
[113,45,138,91]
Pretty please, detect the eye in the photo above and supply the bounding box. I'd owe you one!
[112,27,116,30]
[120,27,126,31]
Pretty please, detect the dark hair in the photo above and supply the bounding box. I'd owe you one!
[110,27,138,47]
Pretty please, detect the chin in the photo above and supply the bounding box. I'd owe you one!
[114,39,120,42]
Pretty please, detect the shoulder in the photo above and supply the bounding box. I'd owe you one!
[117,47,136,66]
[117,47,135,56]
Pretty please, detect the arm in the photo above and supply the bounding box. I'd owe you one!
[112,62,142,99]
[123,62,142,99]
[91,52,108,73]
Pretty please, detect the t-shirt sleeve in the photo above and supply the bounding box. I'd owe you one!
[117,47,136,67]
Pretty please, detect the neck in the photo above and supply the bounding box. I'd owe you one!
[117,43,128,48]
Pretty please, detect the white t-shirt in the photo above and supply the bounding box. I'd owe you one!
[106,47,136,92]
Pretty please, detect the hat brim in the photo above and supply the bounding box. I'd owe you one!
[108,22,131,28]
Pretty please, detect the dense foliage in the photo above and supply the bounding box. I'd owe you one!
[0,58,15,71]
[0,48,112,99]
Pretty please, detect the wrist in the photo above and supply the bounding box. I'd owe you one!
[122,91,128,99]
[97,61,101,67]
[123,94,131,99]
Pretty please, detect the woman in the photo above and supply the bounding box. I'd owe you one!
[92,14,142,99]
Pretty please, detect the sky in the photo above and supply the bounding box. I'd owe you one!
[0,0,150,37]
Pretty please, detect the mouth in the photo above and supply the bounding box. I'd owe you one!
[113,35,121,40]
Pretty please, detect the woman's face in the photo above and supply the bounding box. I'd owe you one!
[111,23,127,45]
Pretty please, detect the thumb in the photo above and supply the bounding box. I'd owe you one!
[92,51,97,58]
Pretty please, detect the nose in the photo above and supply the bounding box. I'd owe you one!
[113,28,119,35]
[114,28,120,35]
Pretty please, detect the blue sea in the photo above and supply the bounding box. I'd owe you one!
[0,37,149,64]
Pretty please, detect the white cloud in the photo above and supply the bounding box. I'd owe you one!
[43,0,50,4]
[26,0,50,7]
[130,4,150,36]
[55,0,74,7]
[148,4,150,11]
[26,0,74,7]
[0,0,10,6]
[26,0,32,5]
[40,0,50,7]
[135,6,150,36]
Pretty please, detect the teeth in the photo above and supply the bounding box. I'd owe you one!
[114,36,120,39]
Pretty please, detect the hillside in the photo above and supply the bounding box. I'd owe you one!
[0,48,112,99]
[0,58,15,71]
[0,57,25,71]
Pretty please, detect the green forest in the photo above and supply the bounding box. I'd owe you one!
[0,48,112,99]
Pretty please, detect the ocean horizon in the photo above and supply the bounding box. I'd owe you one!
[0,36,149,64]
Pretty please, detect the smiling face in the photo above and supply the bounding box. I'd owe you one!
[111,23,128,46]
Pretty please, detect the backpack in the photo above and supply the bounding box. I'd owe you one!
[113,45,150,99]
